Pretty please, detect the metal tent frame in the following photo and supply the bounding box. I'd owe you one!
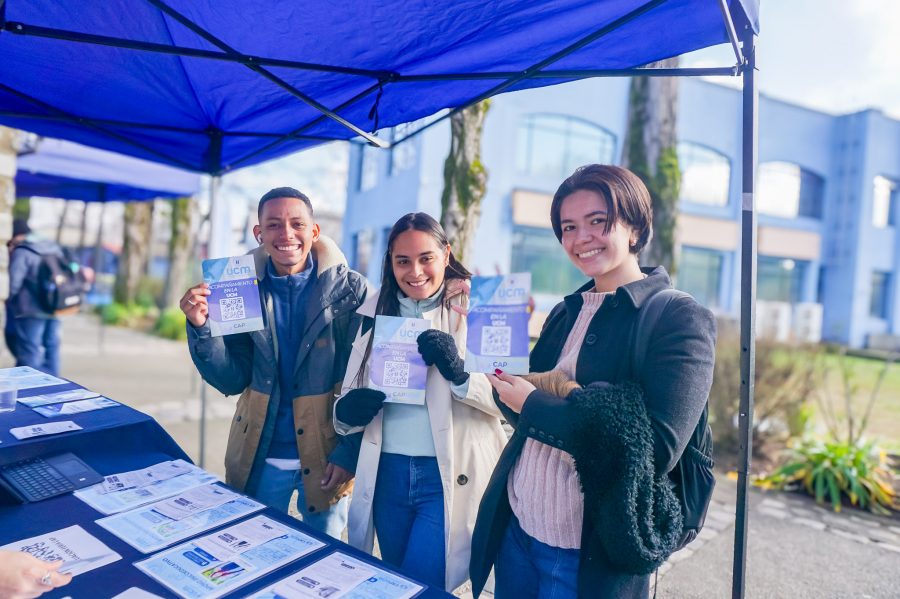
[0,1,759,596]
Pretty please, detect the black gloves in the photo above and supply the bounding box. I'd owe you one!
[417,329,469,386]
[335,388,386,427]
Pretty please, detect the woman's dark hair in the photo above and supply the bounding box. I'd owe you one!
[355,212,471,386]
[549,164,653,254]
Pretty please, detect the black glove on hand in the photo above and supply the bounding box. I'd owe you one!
[335,388,386,427]
[417,329,469,386]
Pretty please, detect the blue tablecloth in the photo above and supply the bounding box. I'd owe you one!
[0,380,451,599]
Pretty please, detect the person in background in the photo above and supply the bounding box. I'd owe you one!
[0,551,71,599]
[333,212,507,591]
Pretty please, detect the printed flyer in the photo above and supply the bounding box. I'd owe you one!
[18,387,100,408]
[249,551,423,599]
[135,516,325,599]
[0,525,121,576]
[464,274,531,374]
[33,396,119,418]
[202,255,264,337]
[0,366,67,391]
[368,316,429,405]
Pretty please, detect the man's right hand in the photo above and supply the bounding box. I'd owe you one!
[180,283,211,328]
[335,388,387,427]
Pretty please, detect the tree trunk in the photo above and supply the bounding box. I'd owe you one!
[439,101,490,264]
[621,57,681,276]
[56,201,70,245]
[114,201,153,304]
[162,196,194,308]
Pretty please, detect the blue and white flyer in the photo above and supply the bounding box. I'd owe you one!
[249,551,423,599]
[135,516,325,599]
[33,396,119,418]
[368,316,429,405]
[18,387,100,408]
[202,255,264,337]
[464,273,531,374]
[0,366,67,390]
[96,485,261,553]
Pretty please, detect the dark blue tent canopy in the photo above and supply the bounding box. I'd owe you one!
[15,138,201,202]
[0,0,758,175]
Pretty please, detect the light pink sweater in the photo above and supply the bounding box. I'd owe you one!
[507,291,608,549]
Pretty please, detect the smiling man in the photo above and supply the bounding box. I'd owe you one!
[181,187,368,539]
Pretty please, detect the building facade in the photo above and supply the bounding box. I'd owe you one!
[342,78,900,349]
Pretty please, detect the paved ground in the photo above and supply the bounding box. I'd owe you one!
[12,314,899,598]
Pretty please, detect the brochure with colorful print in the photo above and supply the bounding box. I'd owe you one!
[0,525,121,576]
[465,273,531,374]
[202,255,264,337]
[135,516,324,599]
[368,316,429,405]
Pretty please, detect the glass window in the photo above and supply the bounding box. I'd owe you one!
[358,146,378,191]
[389,122,418,176]
[870,271,890,319]
[351,229,373,274]
[678,247,723,308]
[677,142,731,207]
[511,226,586,295]
[516,114,615,180]
[758,162,825,219]
[758,256,808,303]
[872,176,897,228]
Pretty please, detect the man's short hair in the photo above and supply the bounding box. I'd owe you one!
[257,187,314,219]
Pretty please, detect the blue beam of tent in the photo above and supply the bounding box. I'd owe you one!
[0,0,758,175]
[15,138,201,202]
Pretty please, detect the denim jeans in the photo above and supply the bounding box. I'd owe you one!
[252,461,349,540]
[9,317,61,376]
[372,453,446,589]
[494,514,580,599]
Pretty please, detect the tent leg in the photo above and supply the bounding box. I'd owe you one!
[198,175,220,469]
[732,27,758,599]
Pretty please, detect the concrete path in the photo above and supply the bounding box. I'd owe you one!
[16,313,899,598]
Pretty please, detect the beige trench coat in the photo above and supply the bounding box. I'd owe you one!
[334,293,507,591]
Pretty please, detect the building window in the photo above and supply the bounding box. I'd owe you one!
[758,256,809,303]
[516,114,615,180]
[872,176,897,228]
[677,142,731,207]
[758,162,825,219]
[351,229,374,274]
[389,122,418,176]
[678,247,723,308]
[870,271,890,319]
[358,145,378,191]
[511,226,585,295]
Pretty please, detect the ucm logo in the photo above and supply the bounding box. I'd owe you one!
[225,266,252,276]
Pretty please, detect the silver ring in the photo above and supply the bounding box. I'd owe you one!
[187,299,196,306]
[41,572,52,585]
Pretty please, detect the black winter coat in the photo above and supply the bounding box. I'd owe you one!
[469,267,716,599]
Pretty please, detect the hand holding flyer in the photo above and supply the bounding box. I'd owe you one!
[202,256,264,337]
[464,274,531,374]
[368,316,429,405]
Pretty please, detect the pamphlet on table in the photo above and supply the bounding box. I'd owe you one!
[464,273,531,375]
[33,396,119,418]
[369,316,429,405]
[0,366,67,391]
[9,420,82,439]
[0,525,121,576]
[135,515,324,599]
[18,388,100,408]
[202,255,264,337]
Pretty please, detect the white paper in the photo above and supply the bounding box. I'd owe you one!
[100,460,193,494]
[0,366,68,390]
[192,515,287,558]
[135,515,325,599]
[152,484,241,520]
[33,396,119,418]
[251,552,424,599]
[96,489,262,554]
[9,420,82,439]
[248,552,376,599]
[0,525,121,576]
[75,460,218,515]
[18,388,100,408]
[112,588,166,599]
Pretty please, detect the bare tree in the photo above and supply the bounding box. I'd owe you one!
[114,201,153,304]
[161,196,194,308]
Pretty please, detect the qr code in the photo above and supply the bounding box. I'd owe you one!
[481,325,511,356]
[383,360,410,387]
[220,297,245,321]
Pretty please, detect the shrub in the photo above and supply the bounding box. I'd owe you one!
[154,307,187,341]
[757,437,897,514]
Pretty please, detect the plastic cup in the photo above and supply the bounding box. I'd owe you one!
[0,381,17,413]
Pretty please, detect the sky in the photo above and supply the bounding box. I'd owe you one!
[684,0,900,119]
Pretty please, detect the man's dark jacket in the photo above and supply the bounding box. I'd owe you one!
[469,267,716,599]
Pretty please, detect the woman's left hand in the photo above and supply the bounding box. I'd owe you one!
[488,370,536,414]
[444,279,470,315]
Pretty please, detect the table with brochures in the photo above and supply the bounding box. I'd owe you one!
[0,369,451,599]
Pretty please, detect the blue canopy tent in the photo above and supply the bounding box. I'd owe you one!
[0,1,761,595]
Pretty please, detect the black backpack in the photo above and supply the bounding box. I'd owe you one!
[632,288,716,550]
[22,246,87,314]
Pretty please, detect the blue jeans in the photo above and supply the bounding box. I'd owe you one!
[252,462,349,540]
[373,453,446,589]
[9,317,61,376]
[494,515,580,599]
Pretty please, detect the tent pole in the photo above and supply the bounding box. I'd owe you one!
[198,175,220,469]
[732,26,758,599]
